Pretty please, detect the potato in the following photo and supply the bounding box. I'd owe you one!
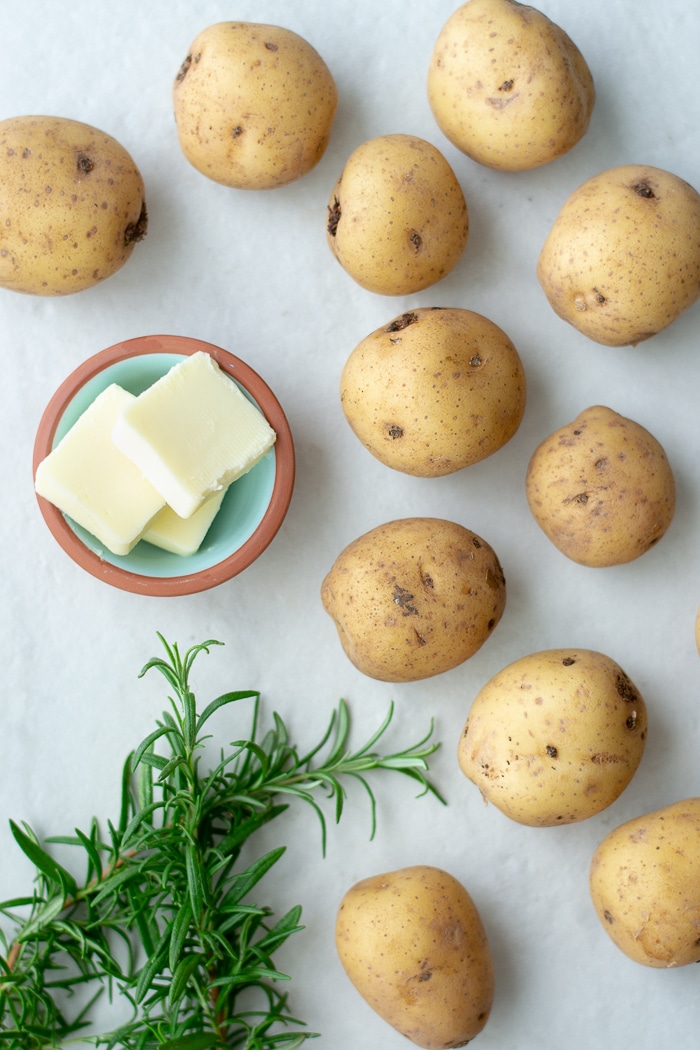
[537,165,700,346]
[589,798,700,967]
[427,0,594,172]
[458,648,648,827]
[336,865,494,1048]
[340,307,526,477]
[321,517,505,682]
[173,22,337,189]
[0,115,146,296]
[326,134,468,295]
[525,406,676,568]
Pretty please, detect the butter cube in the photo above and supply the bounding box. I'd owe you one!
[35,384,166,556]
[112,352,276,519]
[141,487,227,556]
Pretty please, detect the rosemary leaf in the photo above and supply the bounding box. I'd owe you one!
[9,822,78,898]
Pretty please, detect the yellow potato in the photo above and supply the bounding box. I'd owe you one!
[321,517,506,682]
[537,164,700,345]
[589,798,700,968]
[0,115,146,296]
[340,307,526,477]
[336,865,494,1048]
[525,406,676,567]
[326,134,468,295]
[173,22,337,189]
[458,648,648,827]
[427,0,594,171]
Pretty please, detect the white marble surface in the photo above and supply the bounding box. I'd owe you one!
[1,1,699,1047]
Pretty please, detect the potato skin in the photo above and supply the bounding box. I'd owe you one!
[525,406,676,567]
[427,0,594,171]
[326,134,468,295]
[320,517,506,682]
[458,649,647,827]
[340,307,526,477]
[537,165,700,346]
[589,799,700,967]
[0,115,146,296]
[173,22,337,189]
[336,865,494,1048]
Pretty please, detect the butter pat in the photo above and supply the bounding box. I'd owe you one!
[35,384,166,556]
[142,487,227,556]
[112,352,276,519]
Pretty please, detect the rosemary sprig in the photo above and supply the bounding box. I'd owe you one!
[0,635,444,1048]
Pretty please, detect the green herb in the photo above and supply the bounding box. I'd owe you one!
[0,635,443,1048]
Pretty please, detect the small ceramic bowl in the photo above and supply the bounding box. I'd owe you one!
[33,335,295,596]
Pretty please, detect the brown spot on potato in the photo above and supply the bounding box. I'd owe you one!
[616,672,638,703]
[565,492,589,505]
[409,229,424,252]
[124,201,148,246]
[327,196,341,236]
[386,311,419,332]
[393,584,418,616]
[631,180,656,199]
[76,153,94,175]
[175,54,192,81]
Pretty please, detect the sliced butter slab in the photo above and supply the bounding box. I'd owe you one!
[112,351,276,519]
[141,487,227,556]
[35,384,166,556]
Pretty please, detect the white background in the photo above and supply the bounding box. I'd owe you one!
[1,1,699,1048]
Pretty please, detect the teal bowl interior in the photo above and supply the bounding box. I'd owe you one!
[33,336,295,596]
